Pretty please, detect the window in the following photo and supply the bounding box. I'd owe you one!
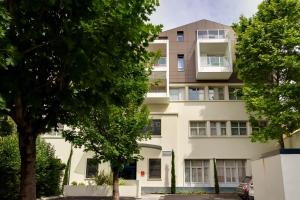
[150,119,161,135]
[216,160,246,184]
[170,87,185,101]
[177,54,184,71]
[208,87,224,100]
[149,159,161,179]
[190,121,206,136]
[252,121,267,133]
[229,87,243,100]
[210,121,227,136]
[155,57,166,67]
[176,31,184,42]
[185,160,209,184]
[188,87,205,100]
[231,121,247,136]
[86,158,98,178]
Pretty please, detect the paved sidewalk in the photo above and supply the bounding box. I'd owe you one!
[161,194,239,200]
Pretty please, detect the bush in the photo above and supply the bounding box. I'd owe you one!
[171,150,176,194]
[0,135,65,200]
[94,170,113,185]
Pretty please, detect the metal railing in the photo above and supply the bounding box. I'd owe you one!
[200,56,230,67]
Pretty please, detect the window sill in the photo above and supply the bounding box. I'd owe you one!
[169,100,244,102]
[147,178,162,181]
[151,135,162,138]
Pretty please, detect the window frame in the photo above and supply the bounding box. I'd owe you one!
[86,158,99,178]
[148,158,161,179]
[208,86,225,100]
[185,159,209,185]
[231,121,248,136]
[176,31,184,42]
[177,54,185,72]
[170,87,185,101]
[150,119,161,136]
[216,159,246,186]
[189,121,207,137]
[229,86,243,100]
[210,121,227,136]
[188,87,205,101]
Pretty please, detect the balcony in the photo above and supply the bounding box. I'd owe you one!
[196,29,233,80]
[145,40,169,104]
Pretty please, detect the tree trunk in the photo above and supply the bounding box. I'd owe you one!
[18,128,37,200]
[279,134,285,149]
[112,168,120,200]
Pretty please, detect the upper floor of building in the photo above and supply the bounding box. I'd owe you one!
[146,19,241,104]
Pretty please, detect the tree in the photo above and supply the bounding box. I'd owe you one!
[0,116,16,136]
[171,150,176,194]
[234,0,300,148]
[0,135,65,200]
[0,1,160,199]
[213,158,219,194]
[64,103,150,200]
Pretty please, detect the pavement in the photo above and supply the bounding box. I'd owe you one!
[141,194,240,200]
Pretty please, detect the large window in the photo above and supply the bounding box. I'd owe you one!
[150,119,161,135]
[155,57,166,67]
[190,121,206,136]
[216,160,246,184]
[177,54,185,71]
[185,160,209,184]
[149,159,161,179]
[229,87,243,100]
[188,87,205,100]
[208,87,224,100]
[252,121,267,133]
[210,121,227,136]
[176,31,184,42]
[86,158,98,178]
[170,88,185,101]
[231,121,247,136]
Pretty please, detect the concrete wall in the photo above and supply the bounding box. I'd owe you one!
[252,151,300,200]
[285,131,300,148]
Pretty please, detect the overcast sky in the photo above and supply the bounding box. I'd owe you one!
[150,0,263,31]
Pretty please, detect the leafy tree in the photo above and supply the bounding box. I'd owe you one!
[213,158,219,194]
[0,116,16,136]
[0,0,160,199]
[171,150,176,194]
[64,103,150,200]
[0,135,65,200]
[234,0,300,148]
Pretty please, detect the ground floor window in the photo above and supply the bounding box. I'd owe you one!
[185,159,209,184]
[216,159,246,184]
[149,159,161,179]
[86,158,98,178]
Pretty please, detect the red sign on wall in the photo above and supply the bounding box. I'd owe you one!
[140,171,145,177]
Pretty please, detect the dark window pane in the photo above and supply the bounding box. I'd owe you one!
[149,159,161,179]
[151,119,161,135]
[86,158,98,178]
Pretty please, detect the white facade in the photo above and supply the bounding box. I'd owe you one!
[42,20,280,193]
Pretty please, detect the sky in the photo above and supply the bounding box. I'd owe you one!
[150,0,263,31]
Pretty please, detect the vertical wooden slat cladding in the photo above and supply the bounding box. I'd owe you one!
[159,19,241,84]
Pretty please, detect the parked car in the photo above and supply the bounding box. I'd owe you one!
[236,176,253,200]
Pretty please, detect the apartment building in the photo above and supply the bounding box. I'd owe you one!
[43,19,278,193]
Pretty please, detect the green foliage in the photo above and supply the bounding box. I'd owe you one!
[213,158,219,194]
[0,0,160,197]
[0,135,65,200]
[0,135,20,200]
[62,146,73,188]
[71,181,78,186]
[234,0,300,148]
[36,139,66,197]
[171,150,176,194]
[94,170,113,186]
[0,116,16,136]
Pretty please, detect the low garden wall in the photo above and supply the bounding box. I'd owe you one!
[64,180,141,198]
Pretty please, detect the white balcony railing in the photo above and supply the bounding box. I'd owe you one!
[198,29,228,40]
[153,57,166,67]
[200,56,230,68]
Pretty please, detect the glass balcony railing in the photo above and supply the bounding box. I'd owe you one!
[198,29,227,39]
[154,57,166,67]
[200,56,229,67]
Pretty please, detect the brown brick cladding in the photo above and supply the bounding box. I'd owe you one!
[158,19,242,84]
